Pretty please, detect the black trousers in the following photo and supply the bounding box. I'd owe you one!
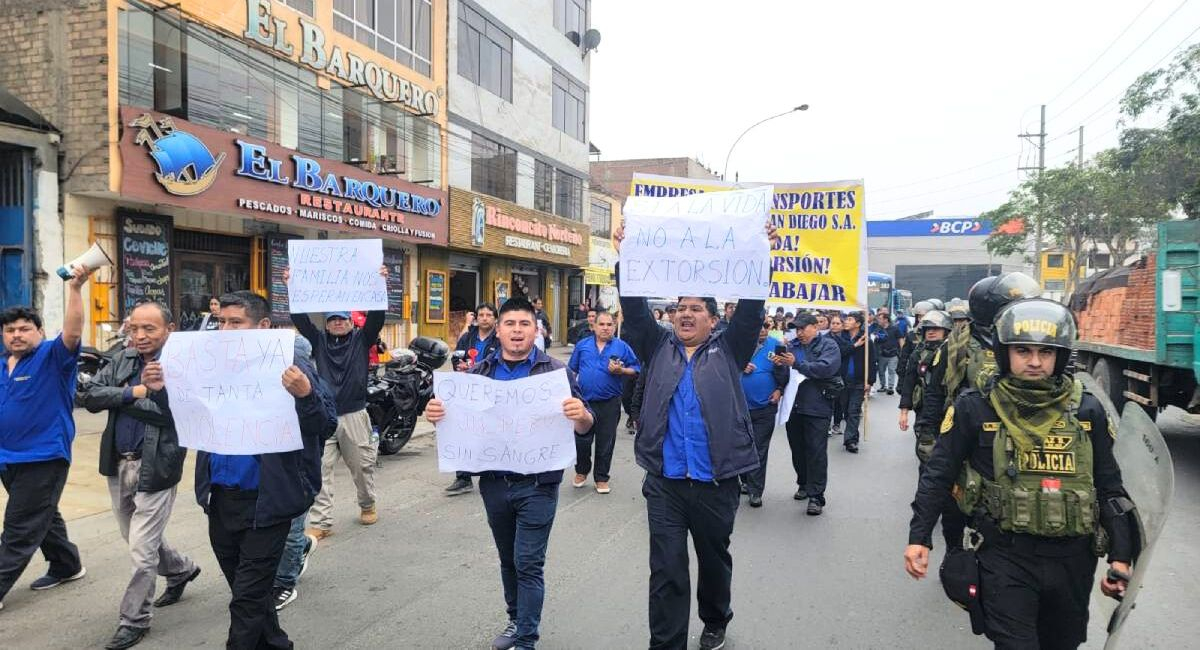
[0,459,82,601]
[784,414,829,503]
[208,488,293,650]
[621,374,638,419]
[575,397,621,481]
[643,474,739,650]
[740,406,777,497]
[977,539,1097,649]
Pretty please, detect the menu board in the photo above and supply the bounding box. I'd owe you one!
[383,248,405,320]
[267,233,296,324]
[118,211,172,318]
[426,269,446,323]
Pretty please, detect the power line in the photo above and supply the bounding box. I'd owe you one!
[1044,0,1160,107]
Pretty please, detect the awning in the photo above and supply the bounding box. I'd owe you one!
[0,86,57,132]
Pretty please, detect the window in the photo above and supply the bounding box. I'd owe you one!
[334,0,434,75]
[589,198,611,238]
[1044,280,1066,291]
[534,160,553,212]
[1090,253,1111,269]
[280,0,314,16]
[552,70,586,141]
[555,169,582,221]
[1046,254,1065,269]
[471,133,516,202]
[458,4,512,101]
[554,0,586,38]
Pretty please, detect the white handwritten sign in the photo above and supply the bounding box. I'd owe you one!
[775,369,806,428]
[433,369,576,474]
[619,186,774,299]
[161,330,303,454]
[287,239,387,313]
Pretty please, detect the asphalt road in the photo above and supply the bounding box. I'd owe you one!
[2,393,1197,649]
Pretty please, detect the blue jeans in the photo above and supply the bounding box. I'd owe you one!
[878,355,898,390]
[479,474,560,648]
[273,513,307,589]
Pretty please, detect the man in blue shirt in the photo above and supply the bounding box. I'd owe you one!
[445,302,502,497]
[0,265,91,611]
[616,223,780,650]
[162,291,336,649]
[567,310,639,494]
[425,297,593,650]
[739,316,791,508]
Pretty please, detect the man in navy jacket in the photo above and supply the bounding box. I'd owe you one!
[425,297,593,650]
[614,223,779,650]
[156,291,336,650]
[779,313,842,515]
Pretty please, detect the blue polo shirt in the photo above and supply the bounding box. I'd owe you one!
[0,335,79,468]
[115,355,147,454]
[468,330,496,361]
[492,355,535,381]
[742,344,779,410]
[663,348,715,481]
[567,336,640,402]
[209,454,260,490]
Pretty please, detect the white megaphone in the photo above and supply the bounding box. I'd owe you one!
[57,242,113,279]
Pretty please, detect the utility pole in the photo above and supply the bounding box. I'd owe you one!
[1077,126,1084,166]
[1019,105,1047,282]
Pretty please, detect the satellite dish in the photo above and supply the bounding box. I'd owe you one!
[566,30,582,46]
[583,28,602,52]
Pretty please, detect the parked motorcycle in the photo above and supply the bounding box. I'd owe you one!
[367,336,449,455]
[76,331,128,404]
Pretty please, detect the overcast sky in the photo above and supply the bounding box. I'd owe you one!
[589,0,1198,220]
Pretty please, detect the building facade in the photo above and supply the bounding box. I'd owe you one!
[445,0,594,342]
[1,0,449,346]
[589,157,721,200]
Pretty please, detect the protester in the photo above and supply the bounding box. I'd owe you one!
[424,297,593,650]
[778,314,842,514]
[286,266,388,537]
[0,267,92,612]
[568,311,639,494]
[271,336,321,612]
[568,308,597,345]
[715,302,736,332]
[869,310,902,394]
[827,316,848,434]
[446,302,503,497]
[836,313,876,453]
[615,222,779,650]
[195,296,221,331]
[740,316,791,508]
[533,297,553,348]
[172,290,336,649]
[81,301,200,649]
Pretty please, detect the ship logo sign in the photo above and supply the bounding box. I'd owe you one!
[130,113,226,196]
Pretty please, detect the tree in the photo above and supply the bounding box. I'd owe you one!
[982,188,1033,259]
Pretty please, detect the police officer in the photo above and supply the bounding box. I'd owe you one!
[896,300,934,385]
[946,297,970,333]
[898,310,953,467]
[904,298,1136,649]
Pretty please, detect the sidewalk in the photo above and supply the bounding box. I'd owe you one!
[0,344,575,522]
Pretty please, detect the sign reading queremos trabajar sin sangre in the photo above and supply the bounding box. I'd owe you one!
[119,107,448,246]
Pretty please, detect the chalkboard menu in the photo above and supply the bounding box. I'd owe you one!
[426,269,446,323]
[383,248,405,320]
[118,211,172,318]
[267,233,297,324]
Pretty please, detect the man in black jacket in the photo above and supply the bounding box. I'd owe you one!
[287,266,388,536]
[82,301,199,649]
[160,291,336,650]
[870,310,902,394]
[614,223,779,650]
[779,314,842,514]
[836,312,876,454]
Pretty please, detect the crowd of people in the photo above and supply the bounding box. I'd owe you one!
[0,248,1141,649]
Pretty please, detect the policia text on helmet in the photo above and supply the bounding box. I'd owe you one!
[903,298,1140,648]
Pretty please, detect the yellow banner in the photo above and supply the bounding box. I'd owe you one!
[629,173,867,309]
[585,267,614,286]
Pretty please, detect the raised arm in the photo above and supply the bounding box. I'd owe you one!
[61,266,91,352]
[289,312,322,344]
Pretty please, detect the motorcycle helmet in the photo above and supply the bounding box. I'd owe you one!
[992,298,1077,377]
[946,297,970,321]
[968,272,1041,327]
[918,310,954,334]
[409,336,450,369]
[926,298,946,311]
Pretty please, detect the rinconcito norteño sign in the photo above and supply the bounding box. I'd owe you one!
[242,0,439,115]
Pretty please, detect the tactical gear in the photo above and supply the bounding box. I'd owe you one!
[947,297,970,321]
[956,380,1099,539]
[941,330,998,409]
[918,310,954,334]
[992,298,1077,377]
[968,272,1041,328]
[927,298,946,311]
[913,300,935,319]
[913,344,942,463]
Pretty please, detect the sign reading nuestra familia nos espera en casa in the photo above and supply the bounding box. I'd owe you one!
[118,107,449,246]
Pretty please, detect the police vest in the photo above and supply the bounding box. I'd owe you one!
[963,337,996,395]
[954,382,1098,538]
[913,344,939,410]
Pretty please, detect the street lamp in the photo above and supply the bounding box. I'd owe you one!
[722,104,809,181]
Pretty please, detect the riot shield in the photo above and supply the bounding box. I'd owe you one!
[1104,400,1175,648]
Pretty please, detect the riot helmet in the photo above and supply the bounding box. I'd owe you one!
[926,298,946,311]
[912,300,934,319]
[946,297,970,321]
[992,298,1077,376]
[968,272,1041,327]
[918,310,954,333]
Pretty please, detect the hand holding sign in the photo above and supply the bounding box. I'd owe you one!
[287,239,389,313]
